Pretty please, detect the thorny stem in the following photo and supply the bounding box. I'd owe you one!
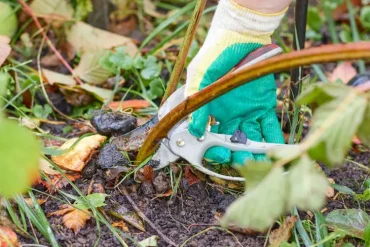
[161,0,207,105]
[17,0,83,85]
[137,42,370,162]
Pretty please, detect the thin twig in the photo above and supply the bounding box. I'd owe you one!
[161,0,207,105]
[119,187,178,247]
[17,0,83,85]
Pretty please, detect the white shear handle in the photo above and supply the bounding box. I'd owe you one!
[168,129,291,182]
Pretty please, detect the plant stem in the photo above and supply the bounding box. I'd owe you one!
[346,0,366,73]
[137,42,370,162]
[323,7,339,44]
[161,0,207,105]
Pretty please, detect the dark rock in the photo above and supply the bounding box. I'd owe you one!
[140,181,155,195]
[96,144,129,169]
[153,172,169,194]
[91,111,137,137]
[36,89,72,115]
[82,160,97,179]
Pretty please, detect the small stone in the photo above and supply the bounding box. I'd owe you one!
[82,160,97,179]
[153,172,169,194]
[115,205,130,215]
[140,181,155,195]
[97,144,129,169]
[91,110,137,137]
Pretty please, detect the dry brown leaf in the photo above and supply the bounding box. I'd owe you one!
[112,221,129,232]
[39,158,60,175]
[49,205,90,233]
[39,173,81,193]
[24,198,47,207]
[51,135,106,172]
[42,68,76,86]
[0,36,11,67]
[269,216,298,247]
[143,0,166,18]
[0,226,19,247]
[327,178,336,198]
[328,62,357,84]
[184,167,200,187]
[30,0,74,21]
[66,22,138,56]
[136,166,154,182]
[154,189,173,198]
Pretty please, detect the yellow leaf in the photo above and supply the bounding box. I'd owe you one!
[49,205,90,233]
[74,51,111,84]
[42,68,76,86]
[112,221,130,232]
[30,0,74,21]
[51,135,106,172]
[269,216,298,247]
[0,226,19,247]
[66,22,138,56]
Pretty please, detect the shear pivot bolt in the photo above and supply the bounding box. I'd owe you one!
[197,136,205,142]
[176,139,185,147]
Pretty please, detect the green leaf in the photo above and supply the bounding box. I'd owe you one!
[74,193,108,210]
[72,0,93,20]
[360,6,370,30]
[139,236,159,247]
[268,145,302,162]
[221,167,287,231]
[296,83,349,106]
[0,2,18,37]
[315,210,330,247]
[330,183,355,195]
[301,87,367,166]
[307,7,323,32]
[355,188,370,201]
[357,100,370,146]
[0,119,40,197]
[0,72,11,107]
[140,56,161,80]
[32,104,53,119]
[326,209,370,239]
[364,223,370,246]
[287,156,328,211]
[147,78,164,100]
[79,84,113,103]
[235,161,272,189]
[74,51,111,84]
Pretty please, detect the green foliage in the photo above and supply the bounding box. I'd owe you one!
[74,193,108,210]
[360,6,370,30]
[326,209,370,239]
[307,7,323,32]
[70,0,93,20]
[32,104,53,119]
[0,1,18,37]
[0,119,40,197]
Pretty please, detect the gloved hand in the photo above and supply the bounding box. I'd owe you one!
[185,0,288,166]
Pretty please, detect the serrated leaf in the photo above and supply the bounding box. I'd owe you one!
[296,83,349,106]
[74,51,111,84]
[49,205,90,233]
[74,193,107,210]
[66,22,138,56]
[221,167,287,231]
[0,119,40,197]
[302,89,367,166]
[288,156,328,210]
[235,161,272,189]
[358,100,370,146]
[326,209,370,239]
[30,0,74,21]
[79,84,113,103]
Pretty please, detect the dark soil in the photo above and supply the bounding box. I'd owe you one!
[18,148,369,247]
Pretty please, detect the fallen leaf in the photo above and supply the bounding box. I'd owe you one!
[30,0,74,21]
[51,135,106,172]
[109,209,145,232]
[79,84,113,103]
[328,62,357,84]
[139,236,159,247]
[39,173,81,193]
[0,36,11,67]
[136,166,154,182]
[24,198,47,207]
[49,205,90,233]
[0,226,19,247]
[112,221,129,232]
[269,216,298,247]
[42,68,76,86]
[66,22,138,56]
[184,167,200,186]
[39,157,60,175]
[74,51,111,84]
[143,0,166,18]
[154,189,173,197]
[108,100,151,110]
[326,209,370,239]
[327,178,336,198]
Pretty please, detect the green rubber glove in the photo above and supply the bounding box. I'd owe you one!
[185,0,287,166]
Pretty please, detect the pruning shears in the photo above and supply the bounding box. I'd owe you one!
[112,44,292,181]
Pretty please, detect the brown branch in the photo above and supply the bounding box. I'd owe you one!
[160,0,207,105]
[137,42,370,162]
[18,0,83,85]
[119,187,178,247]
